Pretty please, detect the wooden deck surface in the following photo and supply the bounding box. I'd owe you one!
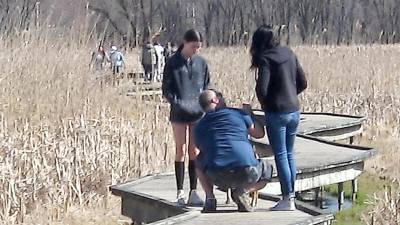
[252,110,365,136]
[116,173,316,225]
[253,136,373,171]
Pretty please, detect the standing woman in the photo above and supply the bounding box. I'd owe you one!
[162,29,210,206]
[250,25,307,211]
[91,45,108,71]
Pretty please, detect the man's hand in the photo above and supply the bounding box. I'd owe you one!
[243,103,265,139]
[242,103,253,115]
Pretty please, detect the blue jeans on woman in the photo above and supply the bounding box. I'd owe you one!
[265,111,300,198]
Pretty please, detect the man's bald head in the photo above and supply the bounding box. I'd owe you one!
[199,90,217,112]
[199,89,225,112]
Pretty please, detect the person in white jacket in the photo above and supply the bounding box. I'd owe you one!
[153,34,165,82]
[109,45,125,75]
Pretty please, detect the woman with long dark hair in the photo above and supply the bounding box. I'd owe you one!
[250,25,307,211]
[162,29,210,206]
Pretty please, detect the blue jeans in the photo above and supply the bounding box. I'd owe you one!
[265,111,300,198]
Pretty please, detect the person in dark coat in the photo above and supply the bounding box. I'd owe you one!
[250,25,308,211]
[162,29,211,206]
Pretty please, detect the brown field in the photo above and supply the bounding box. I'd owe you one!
[0,31,399,224]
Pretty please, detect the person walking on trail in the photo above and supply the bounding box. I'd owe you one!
[250,25,308,211]
[153,34,165,82]
[194,90,273,213]
[109,45,125,75]
[162,29,211,207]
[90,45,108,71]
[164,42,177,63]
[141,42,157,82]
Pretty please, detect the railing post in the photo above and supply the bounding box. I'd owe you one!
[352,179,358,202]
[338,182,344,211]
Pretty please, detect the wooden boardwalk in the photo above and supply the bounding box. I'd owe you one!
[253,110,365,142]
[110,112,375,225]
[126,82,162,99]
[112,173,332,225]
[253,135,374,196]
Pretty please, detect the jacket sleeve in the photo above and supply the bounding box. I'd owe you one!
[255,60,271,106]
[296,58,308,94]
[162,61,176,104]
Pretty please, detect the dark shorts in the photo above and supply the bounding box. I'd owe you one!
[169,108,203,124]
[204,159,273,191]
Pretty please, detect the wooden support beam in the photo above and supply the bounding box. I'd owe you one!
[352,178,358,202]
[338,182,344,211]
[320,186,326,209]
[226,189,231,204]
[314,187,320,207]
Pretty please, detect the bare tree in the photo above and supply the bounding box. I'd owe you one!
[0,0,38,35]
[201,0,215,46]
[16,0,400,46]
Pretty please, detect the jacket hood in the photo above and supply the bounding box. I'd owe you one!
[261,46,293,64]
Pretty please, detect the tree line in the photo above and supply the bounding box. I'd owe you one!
[1,0,399,46]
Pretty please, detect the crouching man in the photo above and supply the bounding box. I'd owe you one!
[194,90,273,212]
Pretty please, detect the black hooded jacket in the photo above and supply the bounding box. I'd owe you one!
[255,46,307,113]
[162,51,210,123]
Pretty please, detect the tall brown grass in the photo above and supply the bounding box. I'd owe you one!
[0,28,399,224]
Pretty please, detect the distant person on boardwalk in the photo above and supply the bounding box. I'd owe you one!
[90,45,108,71]
[162,29,211,206]
[109,45,125,75]
[194,90,273,213]
[164,42,177,63]
[243,31,249,49]
[250,25,307,211]
[153,34,165,82]
[141,41,157,82]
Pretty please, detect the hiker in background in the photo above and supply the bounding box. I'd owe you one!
[164,42,177,63]
[243,31,249,49]
[250,25,307,211]
[141,41,157,82]
[153,34,165,82]
[195,90,272,213]
[90,45,108,71]
[162,29,211,207]
[109,45,125,75]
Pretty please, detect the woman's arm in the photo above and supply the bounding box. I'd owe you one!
[203,62,211,89]
[296,58,308,94]
[162,61,176,104]
[255,60,271,106]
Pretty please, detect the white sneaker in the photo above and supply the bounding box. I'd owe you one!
[187,190,205,207]
[270,198,296,211]
[175,190,186,206]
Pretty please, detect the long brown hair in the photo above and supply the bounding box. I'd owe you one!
[250,25,280,69]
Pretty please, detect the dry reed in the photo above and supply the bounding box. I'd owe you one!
[0,29,399,224]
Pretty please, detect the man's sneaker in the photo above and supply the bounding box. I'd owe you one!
[231,188,253,212]
[202,198,217,213]
[175,190,186,206]
[270,197,296,211]
[187,190,204,206]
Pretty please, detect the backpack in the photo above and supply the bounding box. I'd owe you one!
[142,45,156,65]
[115,52,124,67]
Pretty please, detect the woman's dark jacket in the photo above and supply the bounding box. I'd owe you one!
[255,46,307,113]
[162,52,210,123]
